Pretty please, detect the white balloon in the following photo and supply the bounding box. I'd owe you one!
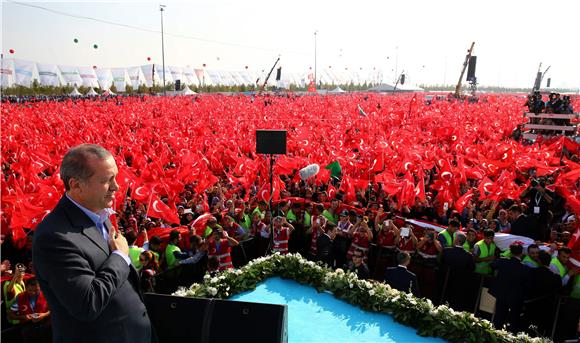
[299,164,320,180]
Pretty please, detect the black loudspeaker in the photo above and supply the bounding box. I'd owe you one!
[534,72,542,91]
[276,67,282,81]
[466,56,477,81]
[400,74,405,85]
[144,293,288,343]
[546,78,551,88]
[175,79,181,91]
[256,130,287,155]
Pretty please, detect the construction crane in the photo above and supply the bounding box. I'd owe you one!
[454,42,475,98]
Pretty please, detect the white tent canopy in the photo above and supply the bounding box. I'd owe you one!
[86,87,99,96]
[181,85,196,95]
[69,87,82,97]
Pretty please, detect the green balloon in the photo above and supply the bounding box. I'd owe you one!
[73,38,78,43]
[93,44,98,49]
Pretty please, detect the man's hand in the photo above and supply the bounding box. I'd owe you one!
[109,226,129,255]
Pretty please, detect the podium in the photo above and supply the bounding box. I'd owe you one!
[144,293,288,343]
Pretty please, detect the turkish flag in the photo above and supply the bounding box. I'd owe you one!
[147,194,180,224]
[131,184,152,202]
[455,189,474,212]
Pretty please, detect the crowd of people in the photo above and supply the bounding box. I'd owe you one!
[1,94,579,342]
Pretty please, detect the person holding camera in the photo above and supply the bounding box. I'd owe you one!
[398,225,418,255]
[374,208,400,250]
[417,229,442,262]
[346,215,373,262]
[3,263,27,326]
[207,225,239,271]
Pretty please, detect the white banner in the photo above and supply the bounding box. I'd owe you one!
[13,59,35,87]
[36,63,60,87]
[1,59,15,88]
[182,67,198,85]
[110,68,127,92]
[127,67,142,89]
[95,68,113,89]
[156,65,173,85]
[58,65,82,86]
[194,69,208,85]
[169,66,184,86]
[78,66,99,88]
[140,64,157,87]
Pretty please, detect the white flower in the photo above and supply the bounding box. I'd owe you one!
[218,275,226,280]
[203,274,211,280]
[210,277,218,283]
[368,289,375,296]
[335,268,344,274]
[207,287,218,296]
[349,283,353,289]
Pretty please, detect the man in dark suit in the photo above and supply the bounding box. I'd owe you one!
[439,233,476,311]
[33,144,154,343]
[385,252,420,296]
[316,224,336,267]
[508,204,529,238]
[525,250,561,335]
[489,243,531,333]
[440,233,475,270]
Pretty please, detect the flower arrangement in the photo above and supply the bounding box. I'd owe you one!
[174,253,550,343]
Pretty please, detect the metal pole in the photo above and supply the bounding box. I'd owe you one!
[160,5,166,96]
[314,31,318,88]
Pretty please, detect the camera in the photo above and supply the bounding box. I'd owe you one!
[16,263,25,273]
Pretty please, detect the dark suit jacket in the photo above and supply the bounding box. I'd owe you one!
[528,266,561,299]
[510,214,529,237]
[441,246,475,271]
[489,257,531,302]
[33,196,153,343]
[316,233,334,267]
[385,266,420,296]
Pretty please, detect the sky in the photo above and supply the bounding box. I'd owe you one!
[2,0,580,88]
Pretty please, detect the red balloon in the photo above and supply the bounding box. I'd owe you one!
[147,57,151,61]
[9,49,14,54]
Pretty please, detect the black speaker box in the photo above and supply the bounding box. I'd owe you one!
[175,79,181,91]
[256,130,287,155]
[276,67,282,81]
[466,56,477,81]
[144,293,288,343]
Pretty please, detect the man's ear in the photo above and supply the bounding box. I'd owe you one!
[68,178,82,192]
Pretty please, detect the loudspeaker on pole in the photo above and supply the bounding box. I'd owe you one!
[276,67,282,81]
[256,130,287,155]
[466,56,477,82]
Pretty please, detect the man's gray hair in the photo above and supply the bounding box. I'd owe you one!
[454,232,467,246]
[60,144,112,191]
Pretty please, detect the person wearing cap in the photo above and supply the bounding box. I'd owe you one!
[272,216,294,255]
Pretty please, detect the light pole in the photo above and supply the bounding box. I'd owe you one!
[314,30,318,88]
[160,5,166,95]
